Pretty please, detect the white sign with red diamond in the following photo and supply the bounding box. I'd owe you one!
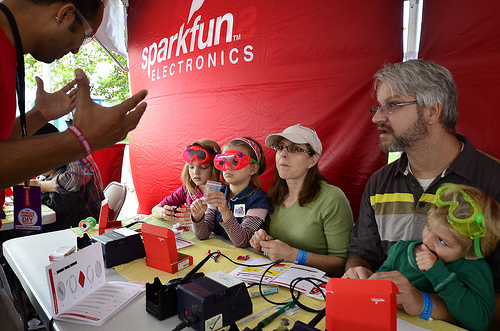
[46,243,143,326]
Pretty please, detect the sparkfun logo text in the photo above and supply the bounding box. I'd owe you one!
[141,1,254,81]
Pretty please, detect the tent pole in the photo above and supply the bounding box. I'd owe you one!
[404,0,423,61]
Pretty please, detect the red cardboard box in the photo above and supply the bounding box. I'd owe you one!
[142,223,193,274]
[326,278,398,331]
[98,199,121,235]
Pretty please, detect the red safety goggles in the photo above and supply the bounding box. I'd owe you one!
[214,150,259,171]
[183,146,214,165]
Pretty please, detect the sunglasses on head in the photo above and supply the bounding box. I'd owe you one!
[183,146,214,165]
[214,151,259,171]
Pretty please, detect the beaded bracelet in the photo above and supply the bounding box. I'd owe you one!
[68,125,92,156]
[295,249,308,265]
[418,291,433,320]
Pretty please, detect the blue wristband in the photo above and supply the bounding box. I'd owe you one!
[295,249,308,265]
[418,291,433,320]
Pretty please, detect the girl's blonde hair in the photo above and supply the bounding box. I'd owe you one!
[223,137,266,189]
[181,139,221,198]
[427,184,500,258]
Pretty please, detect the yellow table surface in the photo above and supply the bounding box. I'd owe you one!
[71,215,465,331]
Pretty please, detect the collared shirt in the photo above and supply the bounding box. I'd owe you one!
[50,155,104,217]
[347,134,500,290]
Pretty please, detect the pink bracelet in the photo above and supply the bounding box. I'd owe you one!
[68,125,92,156]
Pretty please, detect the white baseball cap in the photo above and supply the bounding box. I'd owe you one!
[265,124,322,156]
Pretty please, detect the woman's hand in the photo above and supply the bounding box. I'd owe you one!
[250,229,273,252]
[260,239,298,262]
[190,198,207,222]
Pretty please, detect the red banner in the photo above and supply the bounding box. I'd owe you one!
[419,0,500,159]
[127,0,403,217]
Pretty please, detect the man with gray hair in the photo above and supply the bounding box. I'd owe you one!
[344,59,500,328]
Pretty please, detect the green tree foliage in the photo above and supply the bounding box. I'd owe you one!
[24,43,129,104]
[95,57,130,102]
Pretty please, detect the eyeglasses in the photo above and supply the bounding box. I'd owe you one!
[71,0,109,45]
[73,7,94,45]
[369,100,418,117]
[214,151,259,171]
[183,146,214,165]
[271,143,314,155]
[434,184,486,258]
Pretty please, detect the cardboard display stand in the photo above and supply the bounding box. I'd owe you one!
[142,223,193,274]
[326,278,399,331]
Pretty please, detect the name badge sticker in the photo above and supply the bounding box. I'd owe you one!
[233,204,246,218]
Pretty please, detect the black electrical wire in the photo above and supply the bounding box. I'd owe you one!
[174,251,283,286]
[124,220,145,228]
[257,259,301,307]
[222,252,328,313]
[216,251,284,268]
[308,308,325,327]
[171,314,199,331]
[289,277,327,313]
[290,277,326,313]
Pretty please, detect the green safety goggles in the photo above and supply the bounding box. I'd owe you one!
[434,184,486,259]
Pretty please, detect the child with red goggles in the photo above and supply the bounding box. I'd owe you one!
[183,146,215,165]
[152,139,221,224]
[190,137,274,248]
[213,150,259,171]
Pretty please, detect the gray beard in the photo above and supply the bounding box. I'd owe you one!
[380,115,428,153]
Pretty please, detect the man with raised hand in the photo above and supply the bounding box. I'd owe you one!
[0,0,148,190]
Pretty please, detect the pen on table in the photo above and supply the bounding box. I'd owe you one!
[248,287,279,298]
[253,301,295,331]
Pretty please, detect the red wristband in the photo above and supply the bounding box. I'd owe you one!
[68,125,92,156]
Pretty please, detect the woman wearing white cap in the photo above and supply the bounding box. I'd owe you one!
[250,124,353,276]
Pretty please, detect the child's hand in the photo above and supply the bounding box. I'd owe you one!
[416,244,438,271]
[206,191,230,214]
[190,198,207,222]
[161,205,177,221]
[174,206,191,225]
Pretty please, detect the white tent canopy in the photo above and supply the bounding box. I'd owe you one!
[95,0,128,58]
